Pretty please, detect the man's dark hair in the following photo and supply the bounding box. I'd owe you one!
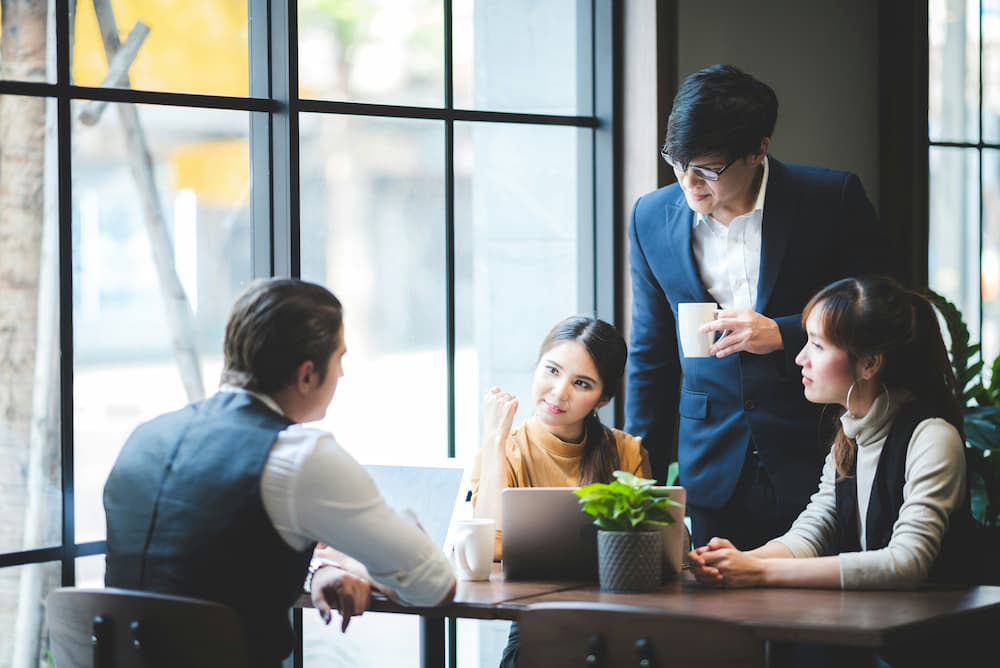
[220,278,343,393]
[663,64,778,168]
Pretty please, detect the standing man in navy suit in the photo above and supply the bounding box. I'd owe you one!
[625,64,892,550]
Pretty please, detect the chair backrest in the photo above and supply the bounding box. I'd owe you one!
[518,602,765,668]
[47,587,249,668]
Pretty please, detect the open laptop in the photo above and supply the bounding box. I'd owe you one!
[501,486,687,581]
[364,463,467,553]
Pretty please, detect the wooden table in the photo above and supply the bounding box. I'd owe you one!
[297,564,586,667]
[299,566,1000,667]
[367,563,584,620]
[515,578,1000,650]
[368,564,585,667]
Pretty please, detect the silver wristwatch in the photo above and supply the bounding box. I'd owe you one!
[304,557,339,593]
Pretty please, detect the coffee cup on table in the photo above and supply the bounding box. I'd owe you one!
[678,302,719,358]
[453,518,494,581]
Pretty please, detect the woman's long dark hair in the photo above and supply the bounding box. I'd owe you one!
[802,276,963,479]
[537,316,628,485]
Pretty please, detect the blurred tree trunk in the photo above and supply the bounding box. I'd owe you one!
[92,0,206,402]
[0,0,52,666]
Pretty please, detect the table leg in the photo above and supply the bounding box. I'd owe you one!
[420,615,446,668]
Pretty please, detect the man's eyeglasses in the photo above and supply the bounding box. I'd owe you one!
[660,150,739,182]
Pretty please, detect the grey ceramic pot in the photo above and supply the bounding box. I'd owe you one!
[596,529,662,593]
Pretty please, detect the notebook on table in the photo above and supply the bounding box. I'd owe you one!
[500,486,687,581]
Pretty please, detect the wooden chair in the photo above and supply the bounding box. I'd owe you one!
[46,587,249,668]
[518,602,765,668]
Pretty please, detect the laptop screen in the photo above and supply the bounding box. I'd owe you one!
[501,485,687,580]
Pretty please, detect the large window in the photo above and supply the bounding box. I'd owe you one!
[929,0,1000,362]
[0,1,614,666]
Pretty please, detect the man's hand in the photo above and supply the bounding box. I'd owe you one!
[700,309,783,357]
[313,544,370,580]
[310,565,371,632]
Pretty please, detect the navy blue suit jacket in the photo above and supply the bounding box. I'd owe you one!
[625,157,890,512]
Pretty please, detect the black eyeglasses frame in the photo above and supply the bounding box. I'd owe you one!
[660,150,740,181]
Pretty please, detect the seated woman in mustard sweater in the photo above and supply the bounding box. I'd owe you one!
[470,315,651,561]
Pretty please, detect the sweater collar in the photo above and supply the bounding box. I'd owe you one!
[525,416,587,458]
[840,387,913,447]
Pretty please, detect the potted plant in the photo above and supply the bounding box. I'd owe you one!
[575,470,681,592]
[925,290,1000,526]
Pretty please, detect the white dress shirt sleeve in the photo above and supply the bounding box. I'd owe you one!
[260,427,455,607]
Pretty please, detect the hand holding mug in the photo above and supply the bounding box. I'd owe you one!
[677,303,719,357]
[698,309,783,357]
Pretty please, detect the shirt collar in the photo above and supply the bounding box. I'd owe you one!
[693,155,770,229]
[753,155,770,211]
[219,383,286,417]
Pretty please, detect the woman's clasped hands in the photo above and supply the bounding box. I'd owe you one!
[687,537,768,588]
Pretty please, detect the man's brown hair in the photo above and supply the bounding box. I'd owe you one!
[221,278,343,393]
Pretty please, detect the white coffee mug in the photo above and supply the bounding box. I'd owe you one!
[678,302,719,357]
[453,518,494,581]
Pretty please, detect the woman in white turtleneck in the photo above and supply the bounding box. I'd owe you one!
[687,275,971,591]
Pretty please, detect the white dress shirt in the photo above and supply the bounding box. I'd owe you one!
[219,385,455,607]
[691,156,769,310]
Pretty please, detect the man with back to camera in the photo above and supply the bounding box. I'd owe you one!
[625,64,894,550]
[104,278,456,668]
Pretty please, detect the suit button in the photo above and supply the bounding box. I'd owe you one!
[744,399,756,410]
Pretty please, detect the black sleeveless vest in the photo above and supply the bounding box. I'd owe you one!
[834,400,978,584]
[104,391,313,668]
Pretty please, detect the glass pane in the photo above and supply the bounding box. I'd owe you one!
[76,554,106,588]
[73,103,252,542]
[985,0,1000,143]
[0,2,54,83]
[0,94,63,554]
[299,114,446,463]
[929,0,979,142]
[453,0,585,115]
[456,618,509,668]
[299,0,444,107]
[982,148,1000,368]
[0,562,61,667]
[929,146,981,343]
[303,610,420,667]
[73,1,249,96]
[453,122,583,461]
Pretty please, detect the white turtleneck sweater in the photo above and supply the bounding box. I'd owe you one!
[770,389,966,589]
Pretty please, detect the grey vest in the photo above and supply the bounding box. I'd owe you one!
[104,391,312,668]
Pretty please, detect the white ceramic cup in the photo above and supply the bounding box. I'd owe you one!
[677,302,719,357]
[453,518,494,581]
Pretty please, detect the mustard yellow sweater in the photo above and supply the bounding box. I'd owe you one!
[471,416,650,558]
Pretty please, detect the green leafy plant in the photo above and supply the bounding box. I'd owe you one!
[925,290,1000,527]
[575,470,681,532]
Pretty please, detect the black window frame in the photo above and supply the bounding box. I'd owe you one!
[0,1,620,666]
